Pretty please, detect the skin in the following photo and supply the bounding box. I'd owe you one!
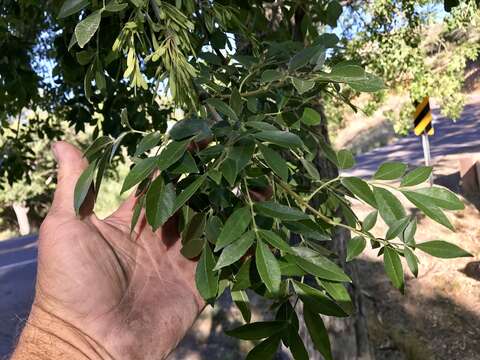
[12,141,204,360]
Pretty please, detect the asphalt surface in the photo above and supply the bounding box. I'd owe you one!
[0,98,479,359]
[345,96,480,177]
[0,235,37,358]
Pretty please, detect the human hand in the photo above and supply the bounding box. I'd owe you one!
[13,141,203,360]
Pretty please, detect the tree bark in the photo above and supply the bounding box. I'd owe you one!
[300,104,374,360]
[12,202,30,236]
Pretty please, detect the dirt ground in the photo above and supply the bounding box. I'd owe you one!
[354,195,480,360]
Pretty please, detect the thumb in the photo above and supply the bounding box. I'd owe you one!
[50,141,90,216]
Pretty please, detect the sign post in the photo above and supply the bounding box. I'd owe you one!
[414,96,434,186]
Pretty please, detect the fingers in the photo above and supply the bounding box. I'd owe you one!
[249,186,273,202]
[107,191,137,222]
[50,141,90,216]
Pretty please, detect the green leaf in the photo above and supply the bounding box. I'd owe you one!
[278,258,306,276]
[219,159,237,186]
[317,279,353,314]
[245,335,282,360]
[318,64,385,92]
[226,321,286,340]
[206,98,239,122]
[403,187,464,211]
[74,160,97,215]
[288,331,309,360]
[289,45,323,71]
[261,70,283,83]
[169,117,211,141]
[121,156,158,193]
[173,175,207,213]
[230,87,243,115]
[259,144,288,181]
[180,213,204,260]
[363,210,378,231]
[157,140,189,171]
[284,220,330,241]
[374,162,407,180]
[120,108,130,128]
[109,132,129,161]
[401,190,454,230]
[229,142,256,173]
[171,152,199,174]
[75,10,102,48]
[95,69,106,90]
[285,254,351,282]
[404,246,419,277]
[205,215,222,244]
[256,240,282,295]
[58,0,89,18]
[181,239,206,260]
[232,258,252,291]
[304,308,333,360]
[214,231,255,270]
[196,245,219,302]
[341,177,377,207]
[231,289,251,323]
[383,246,404,292]
[326,0,342,26]
[337,149,355,169]
[130,195,144,233]
[400,166,433,187]
[207,168,222,184]
[254,202,310,221]
[416,240,472,258]
[214,207,251,251]
[83,136,112,161]
[300,107,321,126]
[258,230,293,254]
[346,236,366,262]
[300,158,320,179]
[246,120,278,131]
[292,281,348,317]
[403,218,417,246]
[134,131,162,156]
[385,216,410,240]
[84,63,94,102]
[145,177,176,231]
[76,50,95,65]
[373,186,406,226]
[105,0,128,12]
[291,77,315,94]
[254,130,304,148]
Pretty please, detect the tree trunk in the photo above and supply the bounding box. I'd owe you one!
[295,104,374,360]
[12,202,30,236]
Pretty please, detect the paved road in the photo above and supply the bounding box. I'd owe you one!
[0,98,479,358]
[346,96,480,177]
[0,235,37,358]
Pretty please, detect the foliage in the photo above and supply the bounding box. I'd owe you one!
[335,0,480,134]
[0,0,474,357]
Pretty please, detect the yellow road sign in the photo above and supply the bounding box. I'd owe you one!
[413,96,434,136]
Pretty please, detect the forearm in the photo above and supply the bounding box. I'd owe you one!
[11,306,106,360]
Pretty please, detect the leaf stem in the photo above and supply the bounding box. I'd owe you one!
[307,176,340,201]
[243,178,258,232]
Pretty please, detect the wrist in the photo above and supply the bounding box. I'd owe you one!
[12,304,108,360]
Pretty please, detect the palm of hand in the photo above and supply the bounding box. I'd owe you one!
[34,142,203,360]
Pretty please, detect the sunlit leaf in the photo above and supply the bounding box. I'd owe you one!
[416,240,472,258]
